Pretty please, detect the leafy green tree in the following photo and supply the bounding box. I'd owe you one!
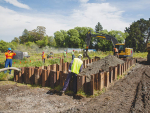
[0,40,8,52]
[60,30,68,47]
[125,18,150,52]
[19,29,30,44]
[108,30,127,43]
[95,22,103,32]
[74,27,93,48]
[36,40,44,48]
[47,36,56,47]
[54,31,66,47]
[67,29,80,48]
[11,37,20,43]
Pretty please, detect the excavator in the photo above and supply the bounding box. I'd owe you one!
[83,30,133,58]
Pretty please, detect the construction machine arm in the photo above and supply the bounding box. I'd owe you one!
[83,30,119,58]
[86,30,118,49]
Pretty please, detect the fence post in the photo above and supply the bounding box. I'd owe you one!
[104,72,109,87]
[34,68,39,85]
[90,75,94,95]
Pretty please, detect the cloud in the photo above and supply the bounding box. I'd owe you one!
[0,2,129,42]
[4,0,30,9]
[69,3,129,31]
[79,0,89,3]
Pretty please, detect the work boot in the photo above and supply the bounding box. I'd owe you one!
[60,90,65,96]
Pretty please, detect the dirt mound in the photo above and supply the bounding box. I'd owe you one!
[79,55,124,82]
[62,64,150,113]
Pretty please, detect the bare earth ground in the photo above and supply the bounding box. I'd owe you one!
[1,58,150,113]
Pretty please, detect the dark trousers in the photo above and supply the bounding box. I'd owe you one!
[72,55,75,60]
[62,72,77,93]
[4,59,12,74]
[42,59,45,63]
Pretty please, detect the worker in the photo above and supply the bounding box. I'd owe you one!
[60,54,83,95]
[42,51,46,63]
[71,50,75,60]
[63,50,67,58]
[114,48,119,58]
[4,48,16,74]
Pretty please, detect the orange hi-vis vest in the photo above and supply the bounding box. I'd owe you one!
[114,48,118,52]
[42,53,46,59]
[5,52,16,59]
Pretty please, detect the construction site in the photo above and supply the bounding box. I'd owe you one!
[0,30,150,113]
[0,54,150,113]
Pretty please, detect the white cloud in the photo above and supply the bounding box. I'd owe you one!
[0,2,129,42]
[79,0,89,3]
[69,3,129,31]
[4,0,30,9]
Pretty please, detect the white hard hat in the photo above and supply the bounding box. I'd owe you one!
[78,54,82,57]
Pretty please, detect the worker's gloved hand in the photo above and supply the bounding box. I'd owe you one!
[68,70,71,73]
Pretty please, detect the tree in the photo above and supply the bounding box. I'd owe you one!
[47,36,56,47]
[74,27,93,48]
[125,18,150,52]
[0,40,8,52]
[54,31,66,47]
[95,22,103,32]
[67,29,80,48]
[11,37,20,43]
[108,30,128,43]
[19,29,30,44]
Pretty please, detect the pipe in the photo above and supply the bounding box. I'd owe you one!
[0,67,21,72]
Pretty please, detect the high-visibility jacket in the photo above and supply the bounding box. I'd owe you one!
[5,52,16,59]
[63,52,66,56]
[71,51,74,55]
[42,53,46,59]
[114,48,118,52]
[71,58,83,74]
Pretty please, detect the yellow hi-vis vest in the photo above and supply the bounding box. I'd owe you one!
[71,58,83,74]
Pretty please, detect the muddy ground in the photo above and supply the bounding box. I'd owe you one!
[0,58,150,113]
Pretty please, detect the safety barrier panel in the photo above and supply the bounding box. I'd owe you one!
[14,57,136,95]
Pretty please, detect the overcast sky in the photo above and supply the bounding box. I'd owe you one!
[0,0,150,42]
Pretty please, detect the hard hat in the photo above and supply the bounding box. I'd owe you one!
[42,51,44,53]
[8,48,11,50]
[78,54,82,57]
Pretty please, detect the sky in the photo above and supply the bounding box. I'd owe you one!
[0,0,150,42]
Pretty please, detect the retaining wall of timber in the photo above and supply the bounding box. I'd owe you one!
[14,57,136,95]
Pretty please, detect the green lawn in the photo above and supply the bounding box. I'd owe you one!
[0,51,148,80]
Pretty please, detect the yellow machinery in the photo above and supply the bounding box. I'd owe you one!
[147,43,150,62]
[84,30,133,58]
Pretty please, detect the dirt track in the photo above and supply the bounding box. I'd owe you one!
[1,58,150,113]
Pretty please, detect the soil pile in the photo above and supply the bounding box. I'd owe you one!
[79,55,124,82]
[62,64,150,113]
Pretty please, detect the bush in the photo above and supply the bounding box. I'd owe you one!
[0,40,8,52]
[0,72,8,81]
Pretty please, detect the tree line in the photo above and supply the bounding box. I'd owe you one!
[0,18,150,53]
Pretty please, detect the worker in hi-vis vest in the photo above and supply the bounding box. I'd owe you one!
[63,50,67,58]
[71,50,75,60]
[4,48,16,74]
[42,51,46,63]
[60,54,83,95]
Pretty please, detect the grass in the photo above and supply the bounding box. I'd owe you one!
[54,85,63,91]
[133,52,147,58]
[76,89,87,97]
